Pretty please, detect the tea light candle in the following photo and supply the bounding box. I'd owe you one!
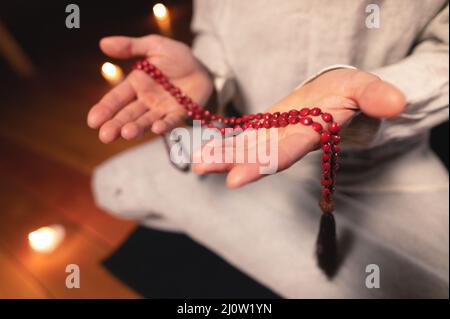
[101,62,124,85]
[152,3,172,37]
[28,224,65,253]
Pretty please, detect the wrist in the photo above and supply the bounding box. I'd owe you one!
[193,60,215,107]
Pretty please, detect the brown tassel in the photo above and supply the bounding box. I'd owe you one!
[316,199,337,278]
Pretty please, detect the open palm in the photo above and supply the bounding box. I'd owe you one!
[193,68,406,188]
[87,35,213,143]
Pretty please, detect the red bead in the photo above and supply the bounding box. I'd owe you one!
[256,113,263,120]
[299,108,310,116]
[184,97,192,105]
[300,117,312,125]
[320,131,330,143]
[322,171,330,178]
[270,118,280,128]
[289,109,299,117]
[248,114,255,121]
[281,112,289,118]
[328,122,340,133]
[263,120,272,129]
[331,135,341,143]
[332,145,341,152]
[321,113,333,122]
[322,143,331,152]
[288,116,299,124]
[263,113,272,120]
[272,112,280,119]
[321,179,332,186]
[157,76,167,84]
[322,187,331,197]
[279,118,288,127]
[311,122,323,132]
[322,153,331,161]
[176,96,184,104]
[202,110,210,118]
[322,162,331,170]
[252,121,261,129]
[310,107,321,116]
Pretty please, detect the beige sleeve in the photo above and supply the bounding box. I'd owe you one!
[191,0,235,110]
[369,4,449,146]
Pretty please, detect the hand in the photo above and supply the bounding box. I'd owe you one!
[192,68,406,188]
[87,35,213,143]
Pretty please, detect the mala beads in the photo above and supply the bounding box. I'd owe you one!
[133,59,341,276]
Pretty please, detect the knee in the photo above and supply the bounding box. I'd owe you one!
[91,160,130,219]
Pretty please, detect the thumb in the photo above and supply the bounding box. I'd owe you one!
[99,35,163,59]
[351,72,406,119]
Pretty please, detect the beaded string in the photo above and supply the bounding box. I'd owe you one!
[133,59,341,215]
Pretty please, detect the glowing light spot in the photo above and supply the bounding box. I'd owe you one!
[28,225,65,253]
[153,3,168,19]
[101,62,123,85]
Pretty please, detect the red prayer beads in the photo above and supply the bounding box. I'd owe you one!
[133,59,341,214]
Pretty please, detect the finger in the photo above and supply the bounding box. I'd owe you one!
[350,72,406,119]
[192,134,242,174]
[192,143,234,174]
[121,108,165,139]
[98,100,147,143]
[224,130,316,188]
[151,111,185,134]
[99,35,165,59]
[87,80,135,129]
[226,163,263,188]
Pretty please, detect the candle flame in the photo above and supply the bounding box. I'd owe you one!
[101,62,123,84]
[153,3,168,19]
[28,225,65,253]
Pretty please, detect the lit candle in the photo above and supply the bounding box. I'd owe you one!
[101,62,124,85]
[28,224,65,253]
[152,3,172,37]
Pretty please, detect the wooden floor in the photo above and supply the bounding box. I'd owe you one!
[0,67,156,298]
[0,0,197,299]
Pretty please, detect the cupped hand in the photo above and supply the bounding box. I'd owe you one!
[88,35,213,143]
[192,68,406,188]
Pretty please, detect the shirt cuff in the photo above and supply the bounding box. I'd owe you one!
[295,64,357,89]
